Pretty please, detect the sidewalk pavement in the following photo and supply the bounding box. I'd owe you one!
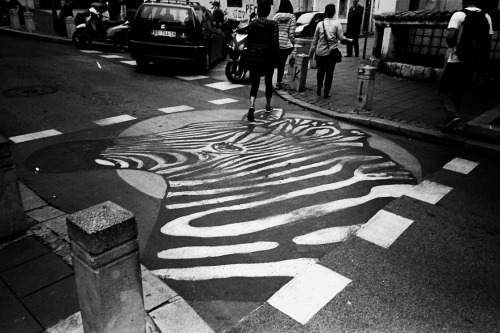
[2,11,500,333]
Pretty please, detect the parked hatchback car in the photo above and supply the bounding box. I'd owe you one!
[294,11,325,38]
[129,0,225,72]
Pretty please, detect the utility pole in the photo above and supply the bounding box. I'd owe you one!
[362,0,371,59]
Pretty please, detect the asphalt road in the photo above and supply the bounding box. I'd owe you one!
[2,34,499,332]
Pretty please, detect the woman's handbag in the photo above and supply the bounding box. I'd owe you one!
[322,22,342,63]
[310,53,317,69]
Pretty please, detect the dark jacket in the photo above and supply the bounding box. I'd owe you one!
[247,17,279,68]
[346,4,364,37]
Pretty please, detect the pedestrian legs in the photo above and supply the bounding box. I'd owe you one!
[346,38,359,57]
[276,47,293,88]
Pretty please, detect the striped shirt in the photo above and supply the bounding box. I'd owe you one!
[273,12,296,49]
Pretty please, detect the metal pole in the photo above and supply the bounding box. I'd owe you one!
[362,0,371,59]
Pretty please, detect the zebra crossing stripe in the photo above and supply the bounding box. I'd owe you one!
[356,210,414,249]
[80,50,102,53]
[93,115,136,126]
[9,129,62,143]
[267,264,351,325]
[205,82,245,90]
[158,105,195,114]
[405,180,453,205]
[99,55,125,59]
[443,158,479,174]
[121,60,137,66]
[209,98,238,105]
[176,75,209,80]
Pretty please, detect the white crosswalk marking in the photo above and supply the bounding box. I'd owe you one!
[267,264,351,325]
[121,60,137,66]
[209,98,238,105]
[443,158,479,174]
[356,210,414,248]
[176,75,209,81]
[158,105,195,114]
[406,180,453,205]
[93,115,136,126]
[205,82,245,90]
[9,129,62,143]
[99,55,126,59]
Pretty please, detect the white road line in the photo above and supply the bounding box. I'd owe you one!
[121,60,137,66]
[93,115,136,126]
[176,75,209,80]
[205,82,245,90]
[443,158,479,174]
[209,98,238,105]
[267,264,351,325]
[80,50,102,53]
[356,210,413,248]
[9,129,62,143]
[293,224,362,245]
[158,105,195,114]
[157,242,279,259]
[99,55,125,59]
[405,180,453,205]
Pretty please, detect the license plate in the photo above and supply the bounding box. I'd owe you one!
[152,30,176,37]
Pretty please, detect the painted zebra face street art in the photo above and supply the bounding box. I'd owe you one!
[26,109,418,302]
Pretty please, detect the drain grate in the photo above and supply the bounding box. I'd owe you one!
[3,86,59,97]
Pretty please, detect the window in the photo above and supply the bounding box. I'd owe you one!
[227,0,242,7]
[338,0,348,19]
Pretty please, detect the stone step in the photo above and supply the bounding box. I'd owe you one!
[465,105,500,144]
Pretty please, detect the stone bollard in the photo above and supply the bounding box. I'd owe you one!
[355,65,376,111]
[65,16,76,38]
[23,11,35,33]
[66,201,146,333]
[289,53,309,92]
[9,8,20,30]
[0,136,26,239]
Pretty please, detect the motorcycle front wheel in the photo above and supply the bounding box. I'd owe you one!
[225,60,246,84]
[72,30,92,48]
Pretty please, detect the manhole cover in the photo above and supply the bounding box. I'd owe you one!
[3,86,59,97]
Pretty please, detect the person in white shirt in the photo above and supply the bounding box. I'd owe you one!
[309,4,352,98]
[439,0,493,133]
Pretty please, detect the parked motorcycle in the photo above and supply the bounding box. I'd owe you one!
[72,2,130,49]
[225,24,248,84]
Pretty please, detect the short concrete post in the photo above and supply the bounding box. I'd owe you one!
[355,65,376,111]
[289,53,309,92]
[65,16,75,38]
[23,11,35,33]
[66,201,146,333]
[0,136,26,239]
[9,8,20,30]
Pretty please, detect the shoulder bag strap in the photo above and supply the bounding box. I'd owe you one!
[322,21,330,50]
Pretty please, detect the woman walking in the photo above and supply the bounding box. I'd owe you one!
[309,4,351,98]
[273,0,296,90]
[246,0,279,121]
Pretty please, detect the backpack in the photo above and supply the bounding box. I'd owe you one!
[455,9,490,66]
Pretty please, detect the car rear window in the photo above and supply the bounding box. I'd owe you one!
[136,5,195,27]
[296,12,316,25]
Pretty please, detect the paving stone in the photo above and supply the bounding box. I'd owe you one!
[0,252,73,298]
[18,182,47,211]
[26,206,65,223]
[23,275,79,328]
[0,236,50,272]
[0,279,42,333]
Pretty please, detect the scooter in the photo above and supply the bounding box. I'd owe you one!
[225,24,248,84]
[72,2,130,49]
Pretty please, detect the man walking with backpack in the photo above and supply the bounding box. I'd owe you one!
[439,0,493,133]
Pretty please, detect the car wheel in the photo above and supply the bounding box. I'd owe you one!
[72,30,92,48]
[136,58,149,70]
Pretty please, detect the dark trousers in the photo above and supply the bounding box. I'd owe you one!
[438,61,474,117]
[250,67,274,99]
[316,52,337,94]
[276,47,294,83]
[346,38,359,56]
